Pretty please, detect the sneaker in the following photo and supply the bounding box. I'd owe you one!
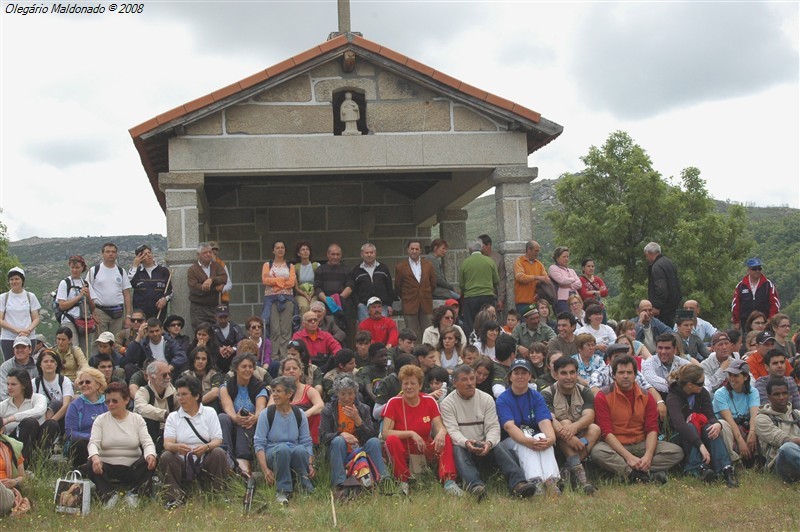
[164,499,185,510]
[512,481,538,498]
[652,471,668,485]
[124,492,139,508]
[697,465,717,483]
[398,481,410,497]
[467,483,487,502]
[722,466,739,488]
[104,493,120,509]
[443,480,464,497]
[275,492,289,507]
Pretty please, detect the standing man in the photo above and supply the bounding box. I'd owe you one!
[440,364,539,500]
[187,243,228,330]
[478,235,507,312]
[129,244,172,320]
[87,242,132,337]
[731,258,781,330]
[314,243,353,334]
[351,243,394,323]
[459,239,499,337]
[424,239,460,300]
[513,240,550,315]
[394,240,436,339]
[644,242,681,328]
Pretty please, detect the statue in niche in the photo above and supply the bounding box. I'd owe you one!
[340,92,361,136]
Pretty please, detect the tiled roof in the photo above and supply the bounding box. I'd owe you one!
[130,33,562,208]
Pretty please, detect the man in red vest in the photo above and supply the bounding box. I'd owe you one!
[590,354,683,483]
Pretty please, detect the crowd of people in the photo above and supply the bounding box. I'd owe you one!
[0,236,798,515]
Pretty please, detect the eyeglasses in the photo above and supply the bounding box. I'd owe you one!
[131,318,145,323]
[169,323,182,328]
[693,381,705,387]
[159,373,171,379]
[749,266,763,271]
[105,398,121,405]
[77,380,94,386]
[249,324,262,329]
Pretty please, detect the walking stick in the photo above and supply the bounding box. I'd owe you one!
[83,297,90,357]
[156,269,174,323]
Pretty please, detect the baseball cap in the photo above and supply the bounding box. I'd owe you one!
[95,331,115,344]
[509,359,533,374]
[745,258,762,268]
[711,332,731,345]
[606,343,630,357]
[523,304,539,318]
[7,267,25,281]
[209,241,220,251]
[756,331,775,345]
[445,298,459,307]
[725,359,749,375]
[367,296,382,307]
[215,305,230,317]
[13,335,31,348]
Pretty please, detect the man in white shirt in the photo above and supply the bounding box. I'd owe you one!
[87,242,132,336]
[701,332,739,392]
[641,333,696,395]
[394,240,436,339]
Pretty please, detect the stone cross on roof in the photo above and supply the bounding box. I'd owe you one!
[338,0,350,34]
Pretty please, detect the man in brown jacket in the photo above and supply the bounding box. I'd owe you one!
[187,242,228,329]
[394,240,436,339]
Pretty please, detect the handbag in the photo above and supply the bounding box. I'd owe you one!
[54,470,92,515]
[402,400,429,476]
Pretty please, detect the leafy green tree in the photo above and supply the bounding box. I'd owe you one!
[0,211,19,292]
[549,132,754,326]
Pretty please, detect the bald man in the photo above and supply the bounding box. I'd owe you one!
[513,240,550,315]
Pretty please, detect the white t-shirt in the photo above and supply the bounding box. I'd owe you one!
[150,339,166,362]
[576,323,617,346]
[0,291,41,341]
[56,276,88,324]
[88,264,131,306]
[35,375,75,404]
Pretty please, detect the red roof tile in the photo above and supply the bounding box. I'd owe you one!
[183,94,215,114]
[211,82,242,102]
[238,69,270,91]
[265,58,296,78]
[432,70,462,92]
[405,57,435,78]
[129,117,160,138]
[319,34,348,53]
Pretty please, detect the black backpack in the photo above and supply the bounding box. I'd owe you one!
[50,277,77,323]
[265,404,302,436]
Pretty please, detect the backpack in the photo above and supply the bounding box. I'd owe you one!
[266,404,302,436]
[50,277,78,323]
[35,375,65,402]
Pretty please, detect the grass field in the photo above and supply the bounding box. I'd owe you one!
[5,453,799,531]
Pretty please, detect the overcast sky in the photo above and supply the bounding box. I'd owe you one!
[1,1,797,241]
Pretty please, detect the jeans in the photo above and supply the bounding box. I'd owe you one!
[681,424,732,473]
[463,295,494,337]
[357,303,388,323]
[219,413,255,461]
[775,442,800,482]
[267,444,313,494]
[452,443,526,490]
[328,436,387,487]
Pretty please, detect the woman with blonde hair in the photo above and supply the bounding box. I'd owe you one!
[65,367,108,467]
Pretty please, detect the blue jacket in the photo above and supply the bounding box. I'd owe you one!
[630,316,671,344]
[65,394,108,441]
[123,334,187,371]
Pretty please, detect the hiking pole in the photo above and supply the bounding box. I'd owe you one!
[83,296,90,357]
[157,269,174,323]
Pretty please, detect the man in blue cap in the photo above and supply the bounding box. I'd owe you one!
[731,258,781,330]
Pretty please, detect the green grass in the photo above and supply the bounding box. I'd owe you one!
[6,452,799,531]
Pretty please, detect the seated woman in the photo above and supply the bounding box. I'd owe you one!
[160,376,228,510]
[525,342,548,381]
[473,321,500,360]
[85,382,157,508]
[567,294,585,328]
[270,358,324,446]
[164,315,192,356]
[617,320,652,359]
[712,359,760,465]
[666,364,737,487]
[496,359,560,495]
[571,333,605,386]
[34,349,73,434]
[53,327,87,382]
[381,365,462,497]
[190,325,220,372]
[537,300,558,333]
[218,353,268,477]
[744,311,767,336]
[320,373,387,501]
[614,336,644,370]
[254,376,314,507]
[322,349,356,402]
[244,316,272,369]
[472,357,495,397]
[436,326,463,374]
[0,369,58,464]
[182,346,225,410]
[576,305,616,354]
[469,309,495,345]
[0,417,28,517]
[422,305,467,348]
[64,368,107,468]
[286,340,323,396]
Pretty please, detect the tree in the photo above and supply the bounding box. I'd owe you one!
[0,210,19,292]
[549,131,754,326]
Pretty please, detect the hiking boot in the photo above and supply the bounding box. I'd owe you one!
[334,486,349,503]
[570,464,596,495]
[468,483,487,502]
[652,471,668,485]
[545,478,562,496]
[698,465,717,483]
[443,480,464,497]
[512,481,538,498]
[627,470,650,484]
[722,466,739,488]
[559,467,572,488]
[275,492,289,507]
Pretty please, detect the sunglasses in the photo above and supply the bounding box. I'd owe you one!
[249,324,263,329]
[749,266,762,271]
[77,380,94,386]
[693,381,705,387]
[159,373,171,379]
[169,323,182,328]
[131,318,145,323]
[105,398,121,405]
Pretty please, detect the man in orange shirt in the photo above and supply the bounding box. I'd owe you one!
[513,241,551,315]
[748,331,793,381]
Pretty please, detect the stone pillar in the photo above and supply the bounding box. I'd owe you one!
[490,166,538,310]
[437,209,468,293]
[159,172,207,334]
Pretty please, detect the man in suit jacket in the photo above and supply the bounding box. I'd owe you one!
[187,243,228,330]
[394,240,436,339]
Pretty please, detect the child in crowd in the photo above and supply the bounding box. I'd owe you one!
[503,310,519,335]
[354,330,372,368]
[426,366,450,405]
[461,345,480,367]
